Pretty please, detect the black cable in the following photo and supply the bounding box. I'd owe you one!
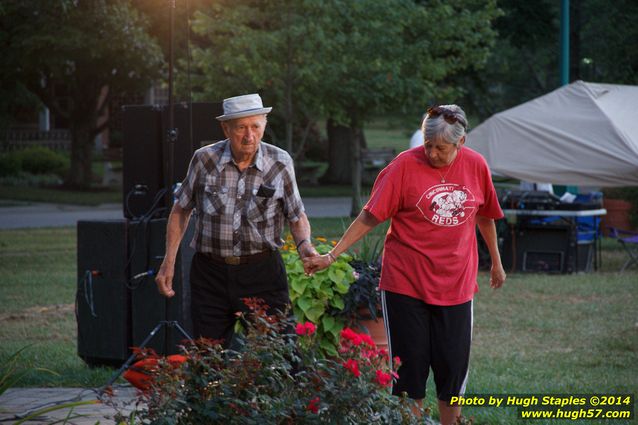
[83,270,97,318]
[124,187,168,290]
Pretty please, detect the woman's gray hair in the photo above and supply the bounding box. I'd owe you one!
[421,104,468,146]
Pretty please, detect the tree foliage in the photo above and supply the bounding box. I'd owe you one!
[456,0,638,120]
[188,0,500,211]
[1,0,164,187]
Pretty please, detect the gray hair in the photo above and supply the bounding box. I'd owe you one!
[421,104,468,146]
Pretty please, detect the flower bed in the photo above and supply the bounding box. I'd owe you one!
[130,298,431,424]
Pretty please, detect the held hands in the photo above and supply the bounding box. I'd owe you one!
[155,261,175,298]
[490,264,506,289]
[303,251,336,275]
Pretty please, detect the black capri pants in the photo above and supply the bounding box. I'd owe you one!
[382,290,473,402]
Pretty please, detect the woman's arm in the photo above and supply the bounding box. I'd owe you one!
[476,216,506,289]
[303,209,381,274]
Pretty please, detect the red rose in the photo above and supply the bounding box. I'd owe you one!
[343,359,361,377]
[304,322,316,335]
[307,396,320,414]
[374,370,392,387]
[296,321,317,336]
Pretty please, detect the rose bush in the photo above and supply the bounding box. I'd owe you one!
[131,298,434,424]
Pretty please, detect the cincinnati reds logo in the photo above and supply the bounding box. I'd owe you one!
[416,183,476,227]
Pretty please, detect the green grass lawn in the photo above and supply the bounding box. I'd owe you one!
[1,224,637,424]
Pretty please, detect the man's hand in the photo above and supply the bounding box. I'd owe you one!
[490,264,506,289]
[155,261,176,297]
[298,240,319,260]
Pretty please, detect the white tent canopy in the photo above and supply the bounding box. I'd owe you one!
[468,80,638,187]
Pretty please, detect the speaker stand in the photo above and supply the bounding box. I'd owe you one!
[99,320,193,395]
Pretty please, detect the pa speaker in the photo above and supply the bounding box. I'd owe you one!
[122,102,224,219]
[128,217,195,355]
[502,223,576,273]
[77,220,130,367]
[122,105,164,219]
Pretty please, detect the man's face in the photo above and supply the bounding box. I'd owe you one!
[222,114,267,160]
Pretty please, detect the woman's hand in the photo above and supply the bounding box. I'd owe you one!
[490,264,506,289]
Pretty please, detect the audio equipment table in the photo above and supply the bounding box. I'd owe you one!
[501,208,607,273]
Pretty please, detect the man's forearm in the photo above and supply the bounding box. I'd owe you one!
[289,212,312,245]
[289,212,317,258]
[164,203,192,265]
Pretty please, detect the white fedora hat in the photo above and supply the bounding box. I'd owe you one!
[216,93,272,121]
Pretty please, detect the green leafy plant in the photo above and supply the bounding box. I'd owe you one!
[132,298,430,424]
[282,236,356,356]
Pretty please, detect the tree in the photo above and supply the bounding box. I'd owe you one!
[188,0,500,214]
[188,0,326,157]
[1,0,164,188]
[315,0,500,213]
[454,0,638,121]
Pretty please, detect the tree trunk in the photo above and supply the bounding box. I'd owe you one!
[350,126,363,217]
[321,119,354,184]
[66,124,94,188]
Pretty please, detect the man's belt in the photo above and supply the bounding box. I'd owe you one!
[202,249,273,265]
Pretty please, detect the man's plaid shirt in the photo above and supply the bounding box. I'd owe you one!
[174,140,305,257]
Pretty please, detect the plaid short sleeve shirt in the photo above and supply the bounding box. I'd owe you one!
[174,140,305,257]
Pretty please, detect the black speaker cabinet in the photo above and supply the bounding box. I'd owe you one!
[122,102,224,219]
[77,218,195,367]
[502,223,577,273]
[77,220,130,367]
[128,218,195,354]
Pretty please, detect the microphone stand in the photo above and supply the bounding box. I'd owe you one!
[99,0,191,395]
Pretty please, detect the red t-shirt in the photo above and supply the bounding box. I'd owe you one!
[364,146,503,306]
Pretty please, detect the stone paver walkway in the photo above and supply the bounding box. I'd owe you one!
[0,385,138,425]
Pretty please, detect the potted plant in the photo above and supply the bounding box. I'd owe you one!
[343,259,388,349]
[344,259,382,321]
[337,235,388,348]
[602,187,638,234]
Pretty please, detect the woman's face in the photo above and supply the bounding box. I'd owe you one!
[424,137,464,168]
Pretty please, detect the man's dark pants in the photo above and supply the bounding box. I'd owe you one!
[189,250,290,347]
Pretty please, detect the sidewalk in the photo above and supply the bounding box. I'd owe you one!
[0,385,138,425]
[0,197,354,229]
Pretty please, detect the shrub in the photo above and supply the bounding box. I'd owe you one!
[0,153,20,177]
[0,171,63,187]
[13,146,69,177]
[130,299,429,424]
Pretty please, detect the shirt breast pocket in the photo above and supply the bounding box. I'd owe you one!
[202,184,228,216]
[246,190,279,222]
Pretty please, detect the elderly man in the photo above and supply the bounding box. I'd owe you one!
[155,93,317,345]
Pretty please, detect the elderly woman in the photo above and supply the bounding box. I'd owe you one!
[304,105,506,424]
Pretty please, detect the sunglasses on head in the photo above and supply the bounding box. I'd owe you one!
[427,106,467,130]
